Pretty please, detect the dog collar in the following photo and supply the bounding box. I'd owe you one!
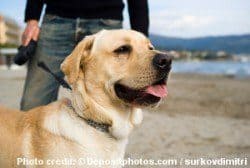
[84,118,110,133]
[67,101,110,134]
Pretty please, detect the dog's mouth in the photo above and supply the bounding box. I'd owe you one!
[114,77,168,106]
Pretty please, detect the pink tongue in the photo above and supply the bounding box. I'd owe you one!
[145,84,167,98]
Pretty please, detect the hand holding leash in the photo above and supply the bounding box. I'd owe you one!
[14,40,37,65]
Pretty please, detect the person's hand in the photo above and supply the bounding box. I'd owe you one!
[22,20,40,46]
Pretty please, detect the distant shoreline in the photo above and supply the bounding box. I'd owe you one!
[172,60,250,78]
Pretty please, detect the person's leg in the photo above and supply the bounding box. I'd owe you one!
[20,15,75,111]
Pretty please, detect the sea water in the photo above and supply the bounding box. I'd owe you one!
[172,60,250,78]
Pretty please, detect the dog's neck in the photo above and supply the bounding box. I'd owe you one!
[70,80,143,139]
[65,100,110,133]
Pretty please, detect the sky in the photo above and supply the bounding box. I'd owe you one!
[0,0,250,38]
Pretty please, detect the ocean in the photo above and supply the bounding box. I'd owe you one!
[172,60,250,78]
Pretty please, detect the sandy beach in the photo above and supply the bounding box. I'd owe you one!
[0,69,249,167]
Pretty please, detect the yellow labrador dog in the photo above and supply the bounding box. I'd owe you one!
[0,29,171,167]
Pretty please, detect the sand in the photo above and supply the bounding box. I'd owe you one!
[0,69,249,167]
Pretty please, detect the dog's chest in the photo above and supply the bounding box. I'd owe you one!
[43,136,127,167]
[42,110,128,166]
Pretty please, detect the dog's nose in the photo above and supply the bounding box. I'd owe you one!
[153,53,172,71]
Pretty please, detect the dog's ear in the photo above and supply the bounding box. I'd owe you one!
[61,35,95,84]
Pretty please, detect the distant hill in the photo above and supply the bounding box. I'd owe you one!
[150,34,250,54]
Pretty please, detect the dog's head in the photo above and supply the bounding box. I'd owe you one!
[61,29,172,108]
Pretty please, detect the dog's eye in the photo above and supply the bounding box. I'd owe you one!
[149,45,155,50]
[114,45,132,54]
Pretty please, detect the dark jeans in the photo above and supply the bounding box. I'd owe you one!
[20,14,122,111]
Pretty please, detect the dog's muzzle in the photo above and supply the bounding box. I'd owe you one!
[114,53,172,106]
